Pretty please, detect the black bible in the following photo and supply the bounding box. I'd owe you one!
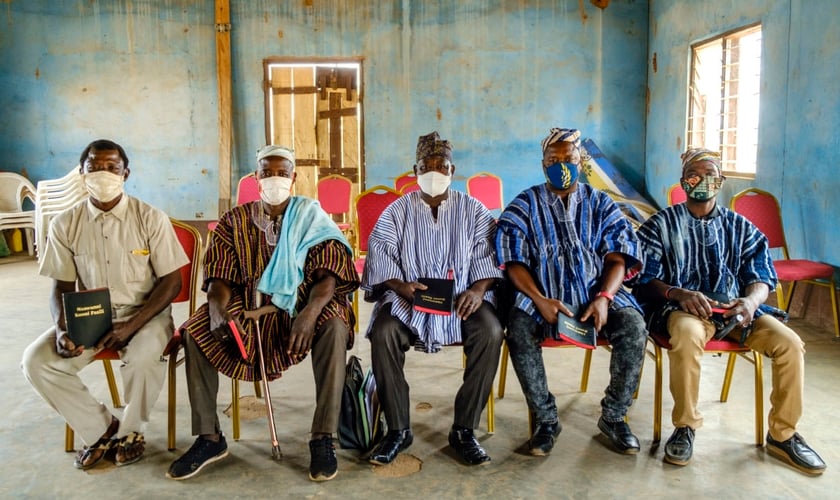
[556,303,597,350]
[62,288,113,348]
[413,278,455,316]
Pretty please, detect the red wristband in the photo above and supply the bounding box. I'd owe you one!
[595,291,614,302]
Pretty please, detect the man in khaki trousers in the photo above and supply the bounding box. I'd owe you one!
[21,139,187,470]
[634,147,825,476]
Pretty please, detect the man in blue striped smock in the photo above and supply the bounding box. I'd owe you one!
[362,131,503,466]
[634,148,825,475]
[495,128,647,457]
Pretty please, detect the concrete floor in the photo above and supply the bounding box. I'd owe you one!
[1,255,838,499]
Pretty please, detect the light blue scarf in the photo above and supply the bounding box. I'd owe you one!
[257,196,352,315]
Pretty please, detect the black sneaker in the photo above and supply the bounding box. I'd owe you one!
[309,436,338,481]
[166,434,229,480]
[664,426,694,466]
[766,432,826,475]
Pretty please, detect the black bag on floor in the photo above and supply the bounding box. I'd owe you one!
[338,356,385,451]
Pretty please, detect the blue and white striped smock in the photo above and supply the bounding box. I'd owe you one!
[636,203,777,312]
[361,190,503,352]
[495,183,642,326]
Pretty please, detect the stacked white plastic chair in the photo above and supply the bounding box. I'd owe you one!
[35,167,87,260]
[0,172,37,256]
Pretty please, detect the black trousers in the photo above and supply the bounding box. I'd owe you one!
[368,302,503,430]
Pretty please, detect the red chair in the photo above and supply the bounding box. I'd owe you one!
[466,172,504,212]
[667,183,687,206]
[394,171,417,193]
[236,173,260,205]
[317,174,354,235]
[646,331,764,446]
[399,181,420,195]
[353,186,401,260]
[352,186,400,331]
[208,174,262,232]
[65,218,202,452]
[730,188,839,337]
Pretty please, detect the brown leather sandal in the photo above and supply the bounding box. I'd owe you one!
[115,432,145,467]
[73,436,116,470]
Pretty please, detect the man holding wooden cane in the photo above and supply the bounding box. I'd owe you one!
[168,145,359,482]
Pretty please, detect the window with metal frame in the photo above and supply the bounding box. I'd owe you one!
[687,24,762,178]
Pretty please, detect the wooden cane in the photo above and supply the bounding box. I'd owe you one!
[241,303,283,460]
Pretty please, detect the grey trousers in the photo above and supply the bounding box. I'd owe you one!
[506,306,646,424]
[185,317,348,436]
[368,302,503,430]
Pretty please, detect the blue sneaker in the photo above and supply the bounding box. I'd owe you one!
[167,434,229,480]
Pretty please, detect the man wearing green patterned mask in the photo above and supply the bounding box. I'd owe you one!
[679,148,725,201]
[634,147,826,475]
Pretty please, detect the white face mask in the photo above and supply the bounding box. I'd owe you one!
[259,176,293,206]
[83,171,125,203]
[417,171,451,197]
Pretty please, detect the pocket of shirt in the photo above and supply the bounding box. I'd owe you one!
[125,252,151,282]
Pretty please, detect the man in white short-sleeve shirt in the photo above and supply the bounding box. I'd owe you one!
[22,139,188,470]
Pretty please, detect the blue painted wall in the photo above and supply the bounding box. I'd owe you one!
[3,1,837,267]
[0,0,648,220]
[0,1,219,218]
[647,0,840,265]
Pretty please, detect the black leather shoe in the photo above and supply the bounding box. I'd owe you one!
[766,432,826,475]
[597,417,640,455]
[368,429,413,465]
[664,426,694,466]
[448,426,491,466]
[529,420,562,456]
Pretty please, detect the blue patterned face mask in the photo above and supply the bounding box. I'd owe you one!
[544,162,579,190]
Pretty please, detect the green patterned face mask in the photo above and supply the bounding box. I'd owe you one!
[681,174,724,201]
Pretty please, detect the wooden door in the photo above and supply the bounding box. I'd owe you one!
[264,61,363,208]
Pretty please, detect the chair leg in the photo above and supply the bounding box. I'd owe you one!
[829,280,840,338]
[784,282,798,312]
[486,390,495,434]
[497,343,509,399]
[232,379,240,441]
[24,228,35,256]
[101,359,122,408]
[167,353,177,451]
[353,290,360,334]
[580,349,593,392]
[753,352,764,446]
[65,424,75,452]
[775,286,787,311]
[653,344,663,444]
[720,353,738,402]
